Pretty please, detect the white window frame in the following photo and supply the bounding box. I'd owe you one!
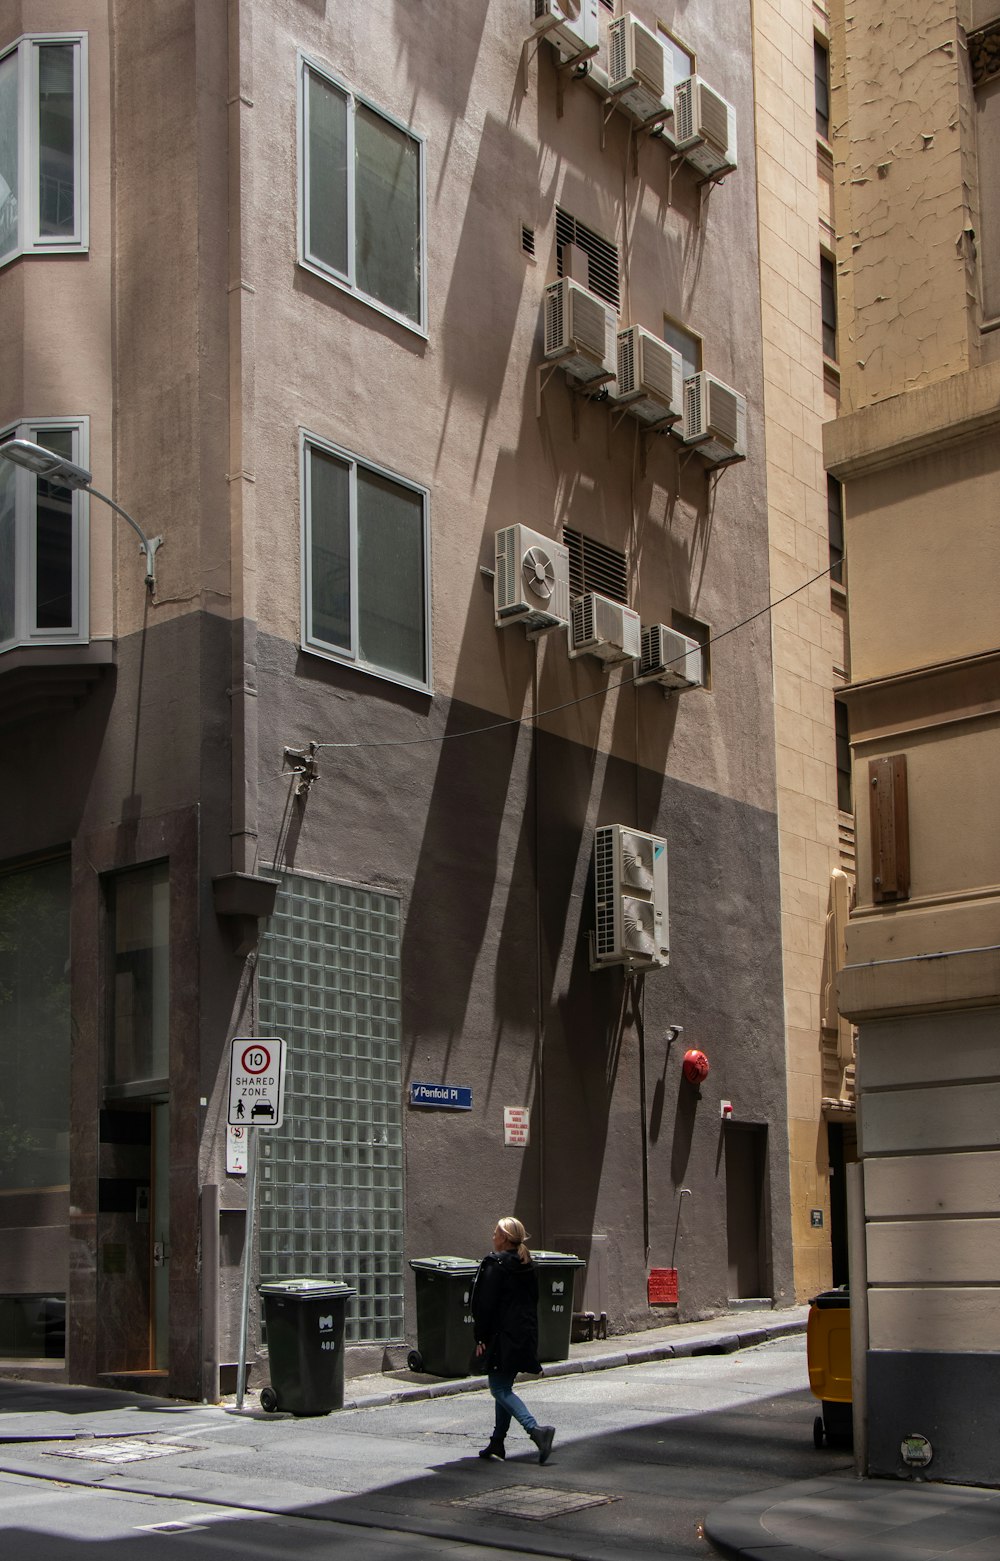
[300,430,432,694]
[0,32,89,264]
[0,417,90,652]
[297,52,427,337]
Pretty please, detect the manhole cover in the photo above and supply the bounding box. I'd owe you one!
[45,1439,197,1465]
[451,1485,619,1521]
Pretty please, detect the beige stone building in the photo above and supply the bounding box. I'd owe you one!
[826,0,1000,1486]
[752,0,856,1305]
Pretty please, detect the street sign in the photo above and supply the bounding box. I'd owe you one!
[408,1082,473,1110]
[228,1037,287,1129]
[227,1123,248,1174]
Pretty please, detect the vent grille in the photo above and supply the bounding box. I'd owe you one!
[674,78,694,142]
[684,374,703,436]
[639,623,664,679]
[617,330,636,396]
[641,335,678,404]
[698,82,730,153]
[572,286,611,360]
[707,379,740,443]
[571,594,596,645]
[563,527,628,603]
[594,827,617,959]
[556,208,620,312]
[632,25,666,94]
[522,224,536,258]
[544,283,566,354]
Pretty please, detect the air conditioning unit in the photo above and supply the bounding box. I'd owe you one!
[544,277,617,386]
[683,372,747,467]
[494,524,571,633]
[569,592,641,664]
[669,75,738,180]
[634,623,703,690]
[593,824,669,970]
[531,0,599,61]
[608,15,672,124]
[610,326,683,428]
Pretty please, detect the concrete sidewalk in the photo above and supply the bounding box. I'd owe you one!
[2,1307,998,1561]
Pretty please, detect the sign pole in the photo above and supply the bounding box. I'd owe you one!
[234,1124,258,1411]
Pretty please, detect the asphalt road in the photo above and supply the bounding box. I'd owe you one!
[0,1334,850,1561]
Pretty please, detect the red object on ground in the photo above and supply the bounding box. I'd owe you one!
[648,1267,679,1305]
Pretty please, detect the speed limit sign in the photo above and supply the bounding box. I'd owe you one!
[228,1037,287,1128]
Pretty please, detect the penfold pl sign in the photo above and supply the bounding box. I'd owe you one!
[503,1106,530,1147]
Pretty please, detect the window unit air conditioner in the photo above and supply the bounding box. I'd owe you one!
[668,76,737,180]
[608,14,672,125]
[682,371,747,467]
[610,326,683,428]
[569,592,641,665]
[531,0,600,61]
[544,277,617,386]
[634,624,703,690]
[494,524,571,633]
[593,824,669,970]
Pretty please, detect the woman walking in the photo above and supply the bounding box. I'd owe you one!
[471,1216,555,1464]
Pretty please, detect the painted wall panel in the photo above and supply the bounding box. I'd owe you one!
[861,1082,1000,1155]
[865,1151,1000,1218]
[868,1286,1000,1351]
[867,1218,1000,1284]
[857,1007,1000,1090]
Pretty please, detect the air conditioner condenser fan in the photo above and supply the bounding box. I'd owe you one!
[522,545,556,601]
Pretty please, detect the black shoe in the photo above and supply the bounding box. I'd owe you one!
[479,1438,506,1460]
[529,1425,555,1464]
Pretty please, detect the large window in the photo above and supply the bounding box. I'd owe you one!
[820,252,838,361]
[0,33,88,265]
[106,862,170,1090]
[299,55,425,330]
[302,434,431,691]
[0,420,88,653]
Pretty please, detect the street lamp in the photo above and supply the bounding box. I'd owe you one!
[0,438,163,589]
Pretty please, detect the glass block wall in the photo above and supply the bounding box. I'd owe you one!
[256,872,404,1342]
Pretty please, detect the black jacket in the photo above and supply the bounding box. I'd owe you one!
[471,1249,541,1376]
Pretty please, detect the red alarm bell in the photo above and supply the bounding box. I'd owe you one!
[682,1048,710,1085]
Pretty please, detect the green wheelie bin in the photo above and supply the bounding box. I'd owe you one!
[258,1278,355,1415]
[532,1250,586,1362]
[407,1256,479,1376]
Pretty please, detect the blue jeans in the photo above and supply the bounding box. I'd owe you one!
[489,1370,537,1439]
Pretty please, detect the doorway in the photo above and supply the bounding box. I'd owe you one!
[97,1101,169,1374]
[725,1123,768,1300]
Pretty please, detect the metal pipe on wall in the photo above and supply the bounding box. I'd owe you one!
[846,1159,868,1475]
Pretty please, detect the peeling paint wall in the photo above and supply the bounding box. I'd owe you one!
[831,0,980,408]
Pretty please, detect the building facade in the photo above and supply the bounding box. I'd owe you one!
[0,0,798,1397]
[826,0,1000,1486]
[752,0,857,1306]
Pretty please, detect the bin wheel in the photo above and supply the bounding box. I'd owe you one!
[813,1415,825,1449]
[260,1387,278,1413]
[407,1349,424,1372]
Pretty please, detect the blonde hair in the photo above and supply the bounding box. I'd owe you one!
[498,1216,531,1264]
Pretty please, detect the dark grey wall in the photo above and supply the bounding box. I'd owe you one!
[254,628,793,1330]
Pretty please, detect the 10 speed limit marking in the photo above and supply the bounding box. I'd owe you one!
[228,1038,287,1129]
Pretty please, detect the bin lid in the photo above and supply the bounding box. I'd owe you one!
[258,1279,356,1297]
[531,1250,586,1267]
[809,1286,850,1309]
[408,1256,479,1275]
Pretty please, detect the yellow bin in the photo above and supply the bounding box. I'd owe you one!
[806,1287,852,1448]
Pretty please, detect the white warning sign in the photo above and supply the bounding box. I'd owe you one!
[228,1037,287,1129]
[503,1106,530,1147]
